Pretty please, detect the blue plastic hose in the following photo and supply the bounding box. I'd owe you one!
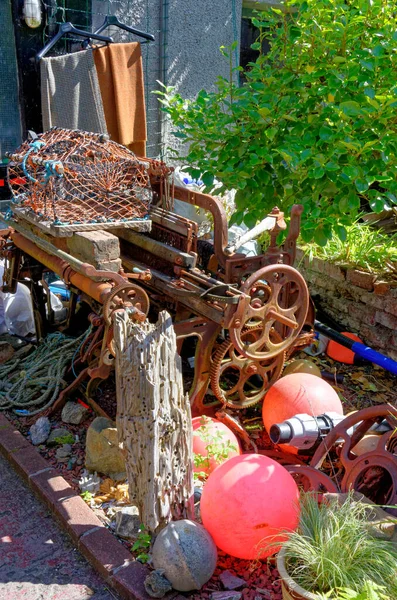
[314,320,397,375]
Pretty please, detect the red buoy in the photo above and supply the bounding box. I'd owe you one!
[201,454,300,559]
[327,332,363,364]
[192,416,241,475]
[262,373,343,441]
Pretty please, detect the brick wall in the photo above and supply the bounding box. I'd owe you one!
[295,249,397,360]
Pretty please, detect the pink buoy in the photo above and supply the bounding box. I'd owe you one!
[200,454,300,560]
[263,373,343,438]
[192,416,241,475]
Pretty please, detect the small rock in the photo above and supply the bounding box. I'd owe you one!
[194,503,202,524]
[29,417,51,445]
[152,519,217,591]
[47,428,72,446]
[61,401,89,425]
[85,417,125,478]
[114,506,140,539]
[194,487,203,504]
[144,569,173,598]
[79,469,101,494]
[55,444,72,460]
[76,458,83,466]
[211,592,242,600]
[220,571,246,590]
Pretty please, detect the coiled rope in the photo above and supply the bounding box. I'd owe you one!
[0,329,91,416]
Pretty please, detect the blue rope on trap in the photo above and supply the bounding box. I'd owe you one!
[21,140,64,187]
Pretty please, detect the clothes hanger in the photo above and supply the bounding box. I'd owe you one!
[36,22,113,61]
[90,15,155,43]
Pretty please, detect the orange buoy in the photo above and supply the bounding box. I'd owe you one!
[262,373,343,447]
[327,332,363,364]
[283,359,322,378]
[192,416,241,475]
[200,454,300,560]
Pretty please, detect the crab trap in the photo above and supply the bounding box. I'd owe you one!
[6,128,160,237]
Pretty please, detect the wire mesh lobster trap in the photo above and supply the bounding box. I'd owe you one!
[6,128,168,236]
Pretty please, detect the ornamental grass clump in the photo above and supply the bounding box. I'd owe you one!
[302,220,397,275]
[158,0,397,245]
[281,493,397,598]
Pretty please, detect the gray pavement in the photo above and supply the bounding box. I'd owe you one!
[0,452,119,600]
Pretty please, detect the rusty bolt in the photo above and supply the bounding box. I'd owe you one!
[246,364,258,375]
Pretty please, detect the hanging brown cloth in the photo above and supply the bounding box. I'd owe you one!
[93,42,147,156]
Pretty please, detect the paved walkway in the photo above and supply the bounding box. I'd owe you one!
[0,452,119,600]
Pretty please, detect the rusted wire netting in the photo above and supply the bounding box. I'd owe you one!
[7,128,172,226]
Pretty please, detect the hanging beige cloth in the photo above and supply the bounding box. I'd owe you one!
[40,49,108,134]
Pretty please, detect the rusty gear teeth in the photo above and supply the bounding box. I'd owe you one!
[210,326,285,409]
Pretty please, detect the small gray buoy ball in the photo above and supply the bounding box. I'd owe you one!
[152,519,218,591]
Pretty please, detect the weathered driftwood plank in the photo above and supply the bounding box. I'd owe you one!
[114,310,194,533]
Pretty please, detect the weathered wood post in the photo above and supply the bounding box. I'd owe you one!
[114,310,194,533]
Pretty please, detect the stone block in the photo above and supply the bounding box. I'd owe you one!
[309,257,325,274]
[95,258,122,273]
[324,262,346,281]
[346,269,375,291]
[350,304,376,326]
[384,297,397,318]
[67,230,121,265]
[388,349,397,362]
[391,332,397,350]
[330,298,350,314]
[359,291,385,310]
[360,324,391,350]
[375,310,397,330]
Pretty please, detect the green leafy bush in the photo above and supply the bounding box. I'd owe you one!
[158,0,397,244]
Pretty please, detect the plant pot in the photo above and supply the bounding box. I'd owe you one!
[277,547,336,600]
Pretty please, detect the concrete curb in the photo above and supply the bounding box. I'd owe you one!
[0,413,153,600]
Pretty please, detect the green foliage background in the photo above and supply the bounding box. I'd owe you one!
[158,0,397,245]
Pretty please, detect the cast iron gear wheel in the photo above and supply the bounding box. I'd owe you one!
[103,283,150,325]
[210,326,285,409]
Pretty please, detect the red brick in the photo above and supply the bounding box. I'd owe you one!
[109,561,154,600]
[0,427,31,454]
[346,269,375,291]
[7,445,50,480]
[30,468,76,507]
[374,281,391,296]
[79,526,133,579]
[375,311,397,330]
[57,495,104,542]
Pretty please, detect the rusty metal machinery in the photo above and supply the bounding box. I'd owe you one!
[310,404,397,510]
[1,130,314,416]
[116,187,314,414]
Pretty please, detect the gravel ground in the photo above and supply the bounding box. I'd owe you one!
[0,452,119,600]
